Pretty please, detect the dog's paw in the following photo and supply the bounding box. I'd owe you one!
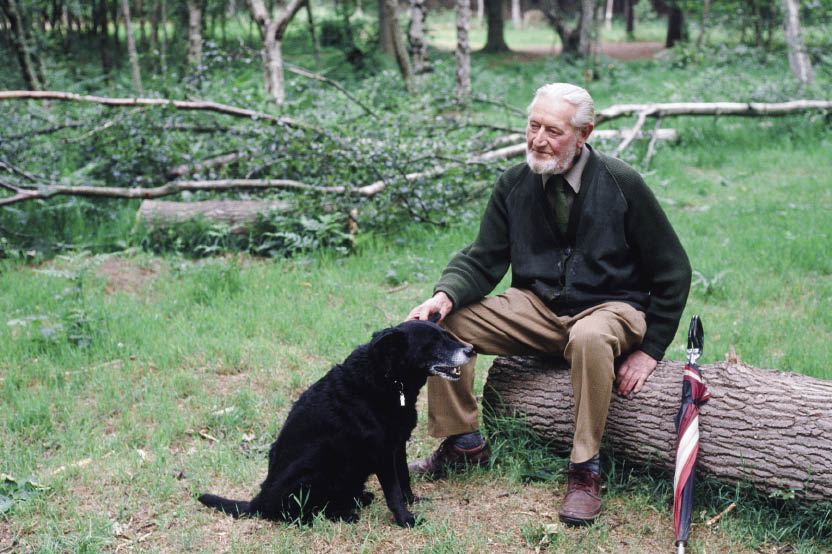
[357,491,375,507]
[394,511,417,528]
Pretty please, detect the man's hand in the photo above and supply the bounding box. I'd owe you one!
[615,350,657,396]
[406,291,453,323]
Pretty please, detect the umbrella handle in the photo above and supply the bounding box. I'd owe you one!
[686,315,704,364]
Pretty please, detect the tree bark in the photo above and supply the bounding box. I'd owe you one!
[781,0,813,85]
[511,0,521,29]
[455,0,471,102]
[94,0,111,79]
[483,0,509,52]
[187,0,203,67]
[0,0,44,90]
[483,355,832,502]
[696,0,711,49]
[385,0,413,87]
[665,2,686,48]
[246,0,308,104]
[121,0,143,94]
[577,0,595,57]
[378,0,395,55]
[137,199,290,231]
[408,0,430,74]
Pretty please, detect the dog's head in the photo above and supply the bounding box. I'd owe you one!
[370,320,473,384]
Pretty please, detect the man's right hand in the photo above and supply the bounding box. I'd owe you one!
[406,291,454,323]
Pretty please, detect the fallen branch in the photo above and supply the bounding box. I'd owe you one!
[0,177,340,207]
[166,151,245,178]
[643,117,665,170]
[595,99,832,124]
[0,90,323,134]
[137,199,290,231]
[613,109,649,156]
[284,62,378,118]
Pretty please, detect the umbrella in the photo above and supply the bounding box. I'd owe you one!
[673,315,710,554]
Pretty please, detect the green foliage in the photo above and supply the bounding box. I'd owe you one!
[0,474,49,515]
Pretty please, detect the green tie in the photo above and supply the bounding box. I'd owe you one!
[545,174,571,235]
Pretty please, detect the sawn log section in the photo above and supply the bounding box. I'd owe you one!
[483,356,832,501]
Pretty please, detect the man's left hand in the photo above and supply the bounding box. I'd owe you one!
[615,350,657,396]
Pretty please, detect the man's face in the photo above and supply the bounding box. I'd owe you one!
[525,98,591,175]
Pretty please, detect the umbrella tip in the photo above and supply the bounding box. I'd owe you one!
[676,542,686,554]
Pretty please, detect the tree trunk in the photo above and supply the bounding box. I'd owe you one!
[696,0,711,49]
[137,199,290,231]
[0,0,44,90]
[781,0,813,85]
[386,0,413,86]
[577,0,595,57]
[246,0,308,104]
[121,0,143,94]
[455,0,471,102]
[483,0,509,53]
[483,355,832,502]
[408,0,430,74]
[378,0,395,54]
[604,0,613,29]
[187,0,203,67]
[511,0,521,29]
[94,0,111,80]
[665,2,685,48]
[305,2,321,70]
[624,0,634,36]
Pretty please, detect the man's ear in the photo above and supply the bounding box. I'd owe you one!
[576,122,594,149]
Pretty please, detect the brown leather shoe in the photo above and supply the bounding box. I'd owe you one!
[558,469,602,526]
[408,437,491,479]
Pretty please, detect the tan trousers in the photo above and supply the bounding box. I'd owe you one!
[427,288,646,463]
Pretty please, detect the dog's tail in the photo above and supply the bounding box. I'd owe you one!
[198,493,251,518]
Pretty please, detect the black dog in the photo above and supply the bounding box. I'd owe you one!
[198,319,473,527]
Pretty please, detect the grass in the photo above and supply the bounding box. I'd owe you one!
[2,10,832,553]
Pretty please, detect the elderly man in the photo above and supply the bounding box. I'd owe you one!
[406,82,691,525]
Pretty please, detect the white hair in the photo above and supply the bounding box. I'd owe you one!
[527,83,595,130]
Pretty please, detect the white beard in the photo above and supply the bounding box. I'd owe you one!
[526,136,578,175]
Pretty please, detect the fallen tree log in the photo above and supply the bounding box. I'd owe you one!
[137,199,290,232]
[483,355,832,502]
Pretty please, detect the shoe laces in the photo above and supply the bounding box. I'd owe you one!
[567,469,598,493]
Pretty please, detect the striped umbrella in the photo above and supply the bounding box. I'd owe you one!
[673,315,710,554]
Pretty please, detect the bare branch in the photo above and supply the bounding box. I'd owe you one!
[613,109,648,156]
[166,152,246,179]
[0,90,323,134]
[596,99,832,124]
[284,62,378,118]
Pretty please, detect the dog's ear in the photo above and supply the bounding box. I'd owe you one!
[370,327,408,377]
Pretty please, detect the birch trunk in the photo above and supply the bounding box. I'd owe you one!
[511,0,521,29]
[121,0,143,94]
[408,0,429,74]
[455,0,471,102]
[187,0,203,67]
[483,356,832,502]
[781,0,813,85]
[577,0,595,57]
[246,0,307,104]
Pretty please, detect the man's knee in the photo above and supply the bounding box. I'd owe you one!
[566,322,622,359]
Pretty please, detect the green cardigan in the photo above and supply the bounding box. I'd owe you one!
[435,145,691,361]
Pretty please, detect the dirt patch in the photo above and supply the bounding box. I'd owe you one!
[97,257,163,296]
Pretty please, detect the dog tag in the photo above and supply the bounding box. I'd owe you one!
[399,392,406,407]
